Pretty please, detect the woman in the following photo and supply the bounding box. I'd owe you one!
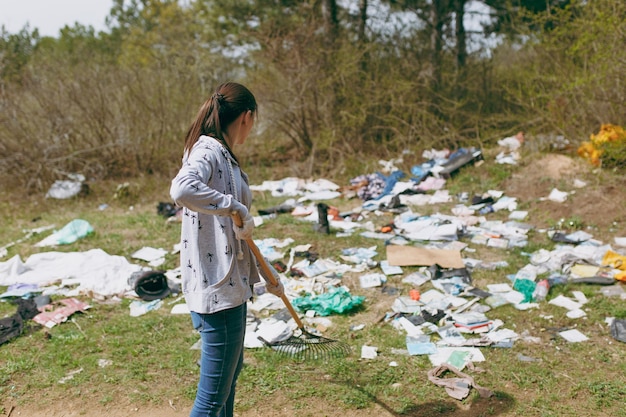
[170,82,283,417]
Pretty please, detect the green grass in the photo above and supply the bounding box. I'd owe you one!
[1,153,626,416]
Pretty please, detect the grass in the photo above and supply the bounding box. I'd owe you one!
[1,152,626,416]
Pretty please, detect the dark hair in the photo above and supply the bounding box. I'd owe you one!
[183,82,257,161]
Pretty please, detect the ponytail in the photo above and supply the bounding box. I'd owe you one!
[183,83,257,162]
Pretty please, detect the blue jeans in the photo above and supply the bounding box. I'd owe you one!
[189,303,247,417]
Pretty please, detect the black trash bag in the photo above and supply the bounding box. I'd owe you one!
[157,202,180,218]
[258,201,295,216]
[314,203,330,234]
[0,315,23,346]
[0,298,39,346]
[610,319,626,343]
[129,270,171,301]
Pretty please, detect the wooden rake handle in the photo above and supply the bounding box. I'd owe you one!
[232,212,305,329]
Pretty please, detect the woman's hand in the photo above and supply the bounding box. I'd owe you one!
[234,212,254,240]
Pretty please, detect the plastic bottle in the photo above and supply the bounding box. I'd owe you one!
[532,279,550,302]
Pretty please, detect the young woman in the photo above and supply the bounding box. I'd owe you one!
[170,82,283,417]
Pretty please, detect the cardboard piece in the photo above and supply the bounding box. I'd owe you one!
[386,245,464,269]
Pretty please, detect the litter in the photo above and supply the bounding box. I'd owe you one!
[0,298,39,345]
[406,335,437,355]
[386,245,464,269]
[129,299,162,317]
[380,260,403,276]
[546,188,569,203]
[361,345,378,359]
[558,329,588,343]
[128,270,172,301]
[46,174,87,199]
[610,319,626,343]
[292,286,365,316]
[35,219,94,247]
[58,368,84,384]
[548,295,583,311]
[0,248,142,298]
[131,247,168,267]
[359,273,385,288]
[428,347,485,369]
[33,297,91,328]
[427,363,493,400]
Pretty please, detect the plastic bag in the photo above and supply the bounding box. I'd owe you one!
[292,286,365,316]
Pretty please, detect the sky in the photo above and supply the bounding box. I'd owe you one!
[0,0,113,37]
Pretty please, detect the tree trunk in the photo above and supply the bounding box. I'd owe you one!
[455,0,467,70]
[358,0,368,43]
[322,0,339,40]
[429,0,448,91]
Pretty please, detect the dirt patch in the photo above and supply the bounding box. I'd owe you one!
[503,153,626,235]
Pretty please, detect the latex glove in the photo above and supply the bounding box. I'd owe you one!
[262,259,284,298]
[234,212,254,241]
[265,276,284,298]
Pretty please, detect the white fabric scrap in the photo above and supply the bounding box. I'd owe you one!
[0,249,142,297]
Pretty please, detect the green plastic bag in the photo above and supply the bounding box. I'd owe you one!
[513,278,536,303]
[292,286,365,316]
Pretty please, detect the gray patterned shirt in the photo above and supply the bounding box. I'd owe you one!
[170,136,260,314]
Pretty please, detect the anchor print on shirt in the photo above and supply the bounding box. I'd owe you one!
[219,223,225,234]
[206,252,213,262]
[212,294,219,304]
[225,244,231,256]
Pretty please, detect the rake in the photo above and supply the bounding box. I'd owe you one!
[233,212,350,360]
